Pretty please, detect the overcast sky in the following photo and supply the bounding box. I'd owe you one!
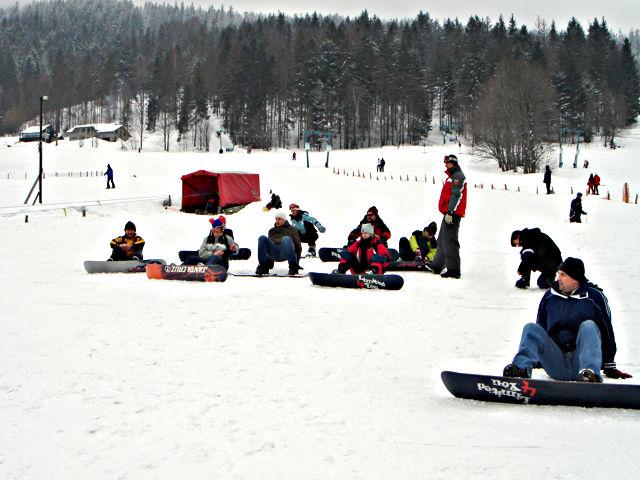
[2,0,638,33]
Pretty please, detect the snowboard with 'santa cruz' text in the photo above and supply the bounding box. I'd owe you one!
[146,263,227,282]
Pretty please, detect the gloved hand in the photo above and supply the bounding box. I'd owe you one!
[316,223,326,233]
[206,244,214,251]
[584,212,587,215]
[414,251,423,262]
[444,211,454,225]
[603,367,632,379]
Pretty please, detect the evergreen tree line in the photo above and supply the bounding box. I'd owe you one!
[1,0,639,168]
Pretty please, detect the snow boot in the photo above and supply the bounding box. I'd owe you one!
[578,368,602,383]
[503,364,530,379]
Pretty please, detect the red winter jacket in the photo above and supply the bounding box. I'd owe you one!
[438,165,467,217]
[340,236,392,273]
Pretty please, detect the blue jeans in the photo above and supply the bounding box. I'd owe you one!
[258,235,297,269]
[205,254,228,269]
[512,321,602,380]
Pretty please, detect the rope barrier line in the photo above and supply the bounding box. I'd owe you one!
[331,168,635,203]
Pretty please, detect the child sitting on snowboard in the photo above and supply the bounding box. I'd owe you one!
[335,223,391,275]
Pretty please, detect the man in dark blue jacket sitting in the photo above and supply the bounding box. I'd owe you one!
[503,257,632,383]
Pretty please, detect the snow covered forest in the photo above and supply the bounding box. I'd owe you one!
[1,0,639,163]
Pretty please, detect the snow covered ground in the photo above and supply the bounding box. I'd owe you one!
[1,127,640,479]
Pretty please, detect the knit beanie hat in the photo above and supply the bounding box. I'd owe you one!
[210,218,224,229]
[557,257,587,283]
[361,223,375,235]
[274,210,288,220]
[125,221,136,231]
[447,154,459,165]
[425,221,437,236]
[367,206,378,215]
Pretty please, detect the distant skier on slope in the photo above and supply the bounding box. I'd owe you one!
[569,192,587,223]
[510,228,562,289]
[109,221,144,260]
[503,257,632,383]
[105,164,115,189]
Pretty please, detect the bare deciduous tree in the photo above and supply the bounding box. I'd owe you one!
[472,59,557,173]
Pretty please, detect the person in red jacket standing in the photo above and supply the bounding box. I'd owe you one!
[429,154,467,278]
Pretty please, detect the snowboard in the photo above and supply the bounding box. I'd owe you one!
[318,247,400,262]
[387,260,432,272]
[146,263,228,282]
[84,259,166,274]
[178,247,252,263]
[309,272,404,290]
[441,370,640,410]
[230,272,308,278]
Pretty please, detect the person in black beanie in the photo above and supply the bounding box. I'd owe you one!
[503,257,632,383]
[398,221,438,262]
[109,221,145,260]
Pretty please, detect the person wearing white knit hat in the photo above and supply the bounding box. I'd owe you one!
[255,210,302,275]
[334,223,391,275]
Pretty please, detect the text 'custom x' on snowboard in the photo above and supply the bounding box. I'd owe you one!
[441,371,640,409]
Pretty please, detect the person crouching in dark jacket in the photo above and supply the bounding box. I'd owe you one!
[336,223,392,274]
[511,228,562,289]
[256,210,302,275]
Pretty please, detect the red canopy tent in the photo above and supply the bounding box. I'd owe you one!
[180,170,260,213]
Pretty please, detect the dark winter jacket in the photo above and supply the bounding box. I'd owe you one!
[570,197,586,222]
[110,234,144,259]
[537,281,617,369]
[438,164,467,217]
[517,228,562,275]
[268,221,302,258]
[543,166,551,185]
[348,216,392,245]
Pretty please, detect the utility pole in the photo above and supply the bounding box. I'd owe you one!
[38,95,48,203]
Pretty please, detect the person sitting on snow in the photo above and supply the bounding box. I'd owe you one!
[109,221,145,261]
[503,257,632,383]
[335,223,392,275]
[184,218,238,269]
[288,202,326,258]
[347,206,391,247]
[255,210,302,275]
[398,221,438,262]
